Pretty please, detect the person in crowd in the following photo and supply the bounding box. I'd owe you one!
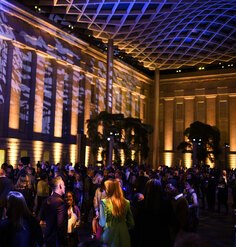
[73,172,84,209]
[15,174,35,212]
[25,166,36,191]
[134,178,171,247]
[39,176,68,247]
[217,169,229,214]
[13,161,26,184]
[206,170,217,211]
[2,163,14,181]
[0,169,14,219]
[66,191,80,247]
[134,170,149,195]
[165,183,189,245]
[67,166,76,192]
[184,179,199,232]
[99,179,135,247]
[0,191,44,247]
[34,172,50,217]
[92,177,107,239]
[73,171,84,209]
[82,167,95,223]
[114,169,123,188]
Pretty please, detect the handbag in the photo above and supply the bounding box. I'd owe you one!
[96,221,103,240]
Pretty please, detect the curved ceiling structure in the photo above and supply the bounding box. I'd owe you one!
[13,0,236,71]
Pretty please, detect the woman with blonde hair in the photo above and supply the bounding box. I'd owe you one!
[99,179,134,247]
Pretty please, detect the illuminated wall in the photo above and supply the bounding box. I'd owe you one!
[0,1,152,166]
[0,150,5,165]
[69,144,77,166]
[7,138,20,167]
[33,141,44,163]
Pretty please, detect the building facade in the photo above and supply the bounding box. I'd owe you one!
[0,1,236,169]
[158,69,236,169]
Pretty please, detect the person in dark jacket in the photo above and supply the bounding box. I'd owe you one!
[0,169,14,219]
[134,179,172,247]
[81,168,95,223]
[40,176,68,247]
[0,191,44,247]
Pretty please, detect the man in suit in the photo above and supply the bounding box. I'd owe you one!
[40,176,67,247]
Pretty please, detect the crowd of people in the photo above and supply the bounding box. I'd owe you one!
[0,159,234,247]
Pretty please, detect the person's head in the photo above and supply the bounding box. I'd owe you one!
[100,177,108,192]
[1,163,8,172]
[105,179,123,198]
[15,175,30,189]
[165,183,178,198]
[139,170,145,176]
[93,172,103,185]
[87,168,94,177]
[75,172,82,181]
[6,191,31,228]
[222,170,227,176]
[50,176,65,195]
[18,162,23,170]
[144,178,163,211]
[65,191,75,207]
[25,166,33,175]
[185,179,194,191]
[68,166,75,176]
[133,193,144,205]
[114,170,122,179]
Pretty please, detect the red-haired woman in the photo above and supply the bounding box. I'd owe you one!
[99,179,134,247]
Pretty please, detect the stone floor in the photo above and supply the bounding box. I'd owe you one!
[197,207,235,247]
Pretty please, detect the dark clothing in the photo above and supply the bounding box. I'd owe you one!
[134,200,171,247]
[40,192,68,247]
[169,194,189,244]
[134,175,149,195]
[15,187,34,212]
[67,175,75,192]
[206,175,217,211]
[14,167,27,184]
[0,216,44,247]
[0,176,14,218]
[82,175,94,222]
[217,176,228,214]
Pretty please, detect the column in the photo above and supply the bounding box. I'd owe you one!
[152,69,160,168]
[28,51,37,139]
[106,39,113,113]
[184,97,194,130]
[33,54,46,133]
[2,41,14,137]
[206,96,216,126]
[229,96,236,151]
